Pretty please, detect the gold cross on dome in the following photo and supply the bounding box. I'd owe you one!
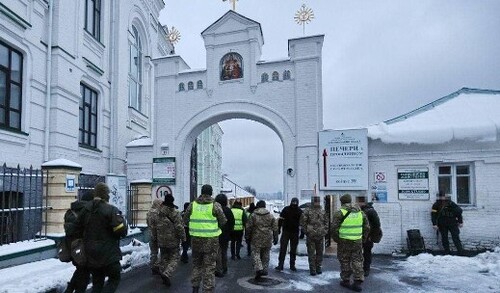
[223,0,238,11]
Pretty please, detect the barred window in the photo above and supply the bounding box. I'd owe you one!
[0,41,23,131]
[79,83,98,148]
[261,73,268,83]
[283,70,291,80]
[197,80,203,89]
[272,71,279,81]
[179,83,185,91]
[188,81,194,90]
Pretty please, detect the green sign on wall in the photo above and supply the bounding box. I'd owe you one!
[152,157,176,185]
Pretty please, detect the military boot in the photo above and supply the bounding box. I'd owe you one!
[192,287,200,293]
[275,263,284,271]
[316,266,322,275]
[340,280,351,289]
[351,280,363,292]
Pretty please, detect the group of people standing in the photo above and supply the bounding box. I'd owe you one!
[145,184,382,293]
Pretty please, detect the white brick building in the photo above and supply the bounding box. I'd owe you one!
[365,88,500,253]
[196,124,223,196]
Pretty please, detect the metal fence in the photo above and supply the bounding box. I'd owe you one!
[127,185,139,228]
[0,163,49,246]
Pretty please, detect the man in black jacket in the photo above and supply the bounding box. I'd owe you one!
[431,191,464,255]
[358,197,381,277]
[215,193,235,277]
[74,182,128,293]
[275,197,302,271]
[63,191,93,293]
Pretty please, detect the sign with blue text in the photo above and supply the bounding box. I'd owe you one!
[319,129,368,190]
[153,157,176,185]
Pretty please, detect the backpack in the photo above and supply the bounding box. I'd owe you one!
[371,227,383,243]
[57,238,72,262]
[58,209,78,263]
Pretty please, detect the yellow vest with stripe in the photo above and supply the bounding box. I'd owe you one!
[231,208,244,231]
[189,202,221,237]
[339,208,363,240]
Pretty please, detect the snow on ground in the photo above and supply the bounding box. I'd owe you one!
[391,247,500,293]
[1,239,499,293]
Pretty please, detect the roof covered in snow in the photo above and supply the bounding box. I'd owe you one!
[367,88,500,144]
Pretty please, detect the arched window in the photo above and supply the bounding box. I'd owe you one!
[129,26,143,112]
[178,83,185,91]
[188,81,194,90]
[197,80,203,89]
[220,52,243,80]
[261,73,269,83]
[272,71,279,81]
[283,70,291,80]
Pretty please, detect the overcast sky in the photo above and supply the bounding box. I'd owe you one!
[159,0,500,194]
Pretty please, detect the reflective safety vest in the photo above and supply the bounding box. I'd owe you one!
[339,208,363,240]
[189,202,221,237]
[232,208,244,231]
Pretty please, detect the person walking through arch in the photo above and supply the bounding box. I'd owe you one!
[215,193,235,277]
[246,200,278,280]
[331,194,370,292]
[230,200,247,260]
[245,202,256,257]
[300,195,328,276]
[275,197,302,272]
[180,202,191,263]
[358,197,381,277]
[183,185,227,293]
[146,199,163,275]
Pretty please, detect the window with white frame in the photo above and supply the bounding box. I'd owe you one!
[129,26,142,112]
[0,41,23,131]
[79,83,98,148]
[85,0,101,41]
[437,164,474,205]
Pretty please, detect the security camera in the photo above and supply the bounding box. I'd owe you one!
[287,168,295,177]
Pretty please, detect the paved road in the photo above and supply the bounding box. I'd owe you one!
[111,245,423,293]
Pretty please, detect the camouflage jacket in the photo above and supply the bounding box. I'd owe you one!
[245,207,278,248]
[146,200,163,228]
[183,194,227,237]
[331,203,370,243]
[150,204,186,248]
[300,206,328,240]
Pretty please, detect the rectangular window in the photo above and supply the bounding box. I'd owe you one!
[437,163,474,205]
[85,0,101,41]
[0,41,23,131]
[79,83,98,148]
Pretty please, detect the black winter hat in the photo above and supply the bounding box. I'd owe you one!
[164,194,175,205]
[215,193,228,207]
[201,184,213,196]
[94,182,110,202]
[340,194,352,204]
[256,200,266,209]
[291,197,299,205]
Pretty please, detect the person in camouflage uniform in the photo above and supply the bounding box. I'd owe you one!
[146,199,163,275]
[245,200,278,280]
[300,195,328,276]
[331,194,370,292]
[183,185,227,293]
[150,194,186,287]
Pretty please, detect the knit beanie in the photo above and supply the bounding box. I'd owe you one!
[340,194,352,204]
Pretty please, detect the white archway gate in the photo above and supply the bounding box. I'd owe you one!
[127,11,324,206]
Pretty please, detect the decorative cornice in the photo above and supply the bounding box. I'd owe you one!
[0,2,32,29]
[82,57,104,76]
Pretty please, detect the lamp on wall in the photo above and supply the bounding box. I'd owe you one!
[287,167,295,177]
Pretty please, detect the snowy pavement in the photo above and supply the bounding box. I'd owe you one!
[0,240,499,293]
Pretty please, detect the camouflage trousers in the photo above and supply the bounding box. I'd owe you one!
[149,239,159,269]
[159,246,180,277]
[251,245,271,272]
[306,237,324,272]
[191,237,219,292]
[337,240,364,282]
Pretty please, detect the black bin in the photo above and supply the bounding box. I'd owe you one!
[406,229,426,256]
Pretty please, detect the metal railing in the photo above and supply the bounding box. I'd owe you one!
[0,163,49,245]
[127,185,139,228]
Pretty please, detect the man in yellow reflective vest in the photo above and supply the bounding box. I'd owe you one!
[230,201,247,260]
[183,184,227,293]
[331,194,370,292]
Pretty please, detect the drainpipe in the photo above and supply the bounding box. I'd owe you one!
[44,0,54,162]
[108,0,117,173]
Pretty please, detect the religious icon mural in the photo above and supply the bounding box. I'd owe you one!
[220,52,243,80]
